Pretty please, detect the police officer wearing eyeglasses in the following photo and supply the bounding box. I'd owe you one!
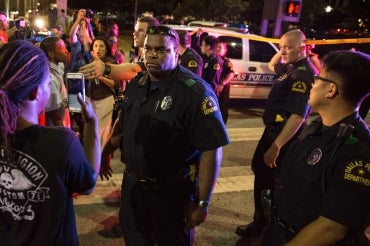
[100,25,229,245]
[260,50,370,245]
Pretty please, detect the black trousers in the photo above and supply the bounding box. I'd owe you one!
[119,172,195,246]
[250,123,289,228]
[217,83,230,124]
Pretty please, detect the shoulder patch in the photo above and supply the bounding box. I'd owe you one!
[291,81,308,94]
[343,160,370,186]
[297,66,307,71]
[213,63,221,70]
[201,96,219,116]
[344,134,359,144]
[184,79,196,87]
[188,60,198,68]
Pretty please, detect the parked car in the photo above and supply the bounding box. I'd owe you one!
[167,25,278,99]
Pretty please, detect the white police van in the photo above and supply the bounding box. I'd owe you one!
[167,25,279,99]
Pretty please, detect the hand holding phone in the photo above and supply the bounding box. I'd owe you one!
[66,73,85,112]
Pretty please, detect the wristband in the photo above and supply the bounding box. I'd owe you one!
[103,63,111,76]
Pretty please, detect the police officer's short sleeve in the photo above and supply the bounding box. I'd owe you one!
[186,83,230,152]
[321,156,370,231]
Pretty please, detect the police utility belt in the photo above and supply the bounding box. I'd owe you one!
[124,165,190,189]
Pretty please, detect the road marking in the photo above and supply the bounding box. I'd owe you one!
[227,127,263,141]
[73,167,254,205]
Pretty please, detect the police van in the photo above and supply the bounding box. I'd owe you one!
[167,25,279,99]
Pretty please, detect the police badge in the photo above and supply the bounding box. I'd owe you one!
[307,148,322,165]
[160,96,173,110]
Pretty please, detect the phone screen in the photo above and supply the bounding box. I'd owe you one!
[66,73,85,112]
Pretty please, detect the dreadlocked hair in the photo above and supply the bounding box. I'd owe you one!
[0,40,49,150]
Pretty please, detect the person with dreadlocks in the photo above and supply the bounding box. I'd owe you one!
[0,40,101,245]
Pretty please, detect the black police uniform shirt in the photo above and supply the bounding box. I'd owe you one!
[275,113,370,232]
[201,53,223,92]
[119,65,230,177]
[178,47,203,77]
[263,58,313,125]
[0,126,95,246]
[220,56,234,83]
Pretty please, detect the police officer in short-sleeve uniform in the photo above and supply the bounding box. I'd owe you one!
[260,50,370,246]
[236,29,314,238]
[261,114,370,246]
[119,66,229,245]
[177,30,203,77]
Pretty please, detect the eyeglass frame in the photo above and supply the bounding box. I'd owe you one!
[313,74,338,85]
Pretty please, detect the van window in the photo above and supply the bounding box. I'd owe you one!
[249,40,277,62]
[218,36,243,60]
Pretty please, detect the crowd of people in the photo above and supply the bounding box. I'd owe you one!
[0,6,369,246]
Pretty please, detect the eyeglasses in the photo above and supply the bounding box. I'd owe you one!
[146,26,178,40]
[313,74,337,85]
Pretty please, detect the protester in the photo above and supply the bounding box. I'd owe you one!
[104,22,125,64]
[260,50,370,246]
[88,36,119,149]
[0,40,100,245]
[68,8,95,139]
[39,36,71,127]
[99,25,230,245]
[236,29,314,238]
[0,11,15,41]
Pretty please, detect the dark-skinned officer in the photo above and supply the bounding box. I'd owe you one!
[260,50,370,246]
[99,25,230,245]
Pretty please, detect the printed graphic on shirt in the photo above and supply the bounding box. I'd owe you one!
[0,148,49,221]
[188,60,198,68]
[291,81,308,94]
[343,160,370,186]
[201,96,219,116]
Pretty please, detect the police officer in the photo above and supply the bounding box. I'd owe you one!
[261,50,370,246]
[236,29,314,238]
[200,35,223,93]
[100,25,230,245]
[216,41,235,124]
[177,29,203,77]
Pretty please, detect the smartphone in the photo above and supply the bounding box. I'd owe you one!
[66,73,85,112]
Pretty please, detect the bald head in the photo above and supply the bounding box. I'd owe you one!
[282,29,306,49]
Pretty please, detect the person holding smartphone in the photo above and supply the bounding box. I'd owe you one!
[0,40,100,245]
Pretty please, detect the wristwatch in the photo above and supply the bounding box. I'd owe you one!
[198,200,209,209]
[103,63,111,76]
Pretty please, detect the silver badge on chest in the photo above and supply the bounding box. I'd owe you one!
[160,96,173,111]
[307,148,322,166]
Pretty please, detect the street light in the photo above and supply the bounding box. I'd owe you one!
[325,5,333,13]
[324,5,333,32]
